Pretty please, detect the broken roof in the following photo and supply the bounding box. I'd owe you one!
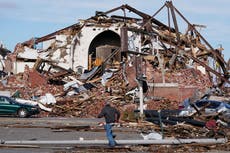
[10,2,229,87]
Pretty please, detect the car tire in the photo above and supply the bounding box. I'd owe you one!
[18,108,28,118]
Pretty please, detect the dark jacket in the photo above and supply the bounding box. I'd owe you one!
[98,104,120,123]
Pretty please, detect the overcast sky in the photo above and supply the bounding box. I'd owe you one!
[0,0,229,61]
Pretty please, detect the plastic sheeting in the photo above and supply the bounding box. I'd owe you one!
[39,93,56,105]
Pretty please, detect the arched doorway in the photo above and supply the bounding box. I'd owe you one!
[88,30,120,68]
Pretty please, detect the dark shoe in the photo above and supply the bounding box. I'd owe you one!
[109,141,117,147]
[109,145,115,148]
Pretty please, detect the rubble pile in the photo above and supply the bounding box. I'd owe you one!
[169,68,212,90]
[0,68,64,99]
[0,59,218,119]
[146,62,212,92]
[145,98,179,110]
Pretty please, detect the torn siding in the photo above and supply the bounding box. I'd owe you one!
[17,46,38,60]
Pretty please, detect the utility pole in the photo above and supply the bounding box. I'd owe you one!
[121,26,144,118]
[139,77,144,116]
[137,35,144,118]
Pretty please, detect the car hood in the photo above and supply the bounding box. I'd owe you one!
[13,101,38,108]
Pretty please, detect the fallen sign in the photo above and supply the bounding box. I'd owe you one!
[1,138,227,145]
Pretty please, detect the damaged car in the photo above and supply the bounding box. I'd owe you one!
[0,95,40,118]
[179,98,230,117]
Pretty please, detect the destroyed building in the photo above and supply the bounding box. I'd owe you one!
[0,2,230,152]
[0,1,229,117]
[0,42,11,75]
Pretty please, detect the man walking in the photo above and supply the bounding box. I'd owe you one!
[98,101,120,147]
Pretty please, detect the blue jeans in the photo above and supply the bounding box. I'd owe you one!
[104,123,116,146]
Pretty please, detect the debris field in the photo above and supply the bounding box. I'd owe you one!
[0,1,230,152]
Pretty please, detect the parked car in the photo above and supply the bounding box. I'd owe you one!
[179,98,230,117]
[0,95,40,118]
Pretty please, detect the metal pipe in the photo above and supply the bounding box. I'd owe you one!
[3,138,227,145]
[139,80,144,116]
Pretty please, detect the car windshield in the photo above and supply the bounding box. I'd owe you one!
[0,97,10,104]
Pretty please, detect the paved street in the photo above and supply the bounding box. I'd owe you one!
[0,117,228,153]
[0,117,142,153]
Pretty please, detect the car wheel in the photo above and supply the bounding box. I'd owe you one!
[18,108,28,118]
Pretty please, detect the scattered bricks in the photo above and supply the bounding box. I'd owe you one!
[125,65,138,90]
[27,69,47,88]
[146,98,180,110]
